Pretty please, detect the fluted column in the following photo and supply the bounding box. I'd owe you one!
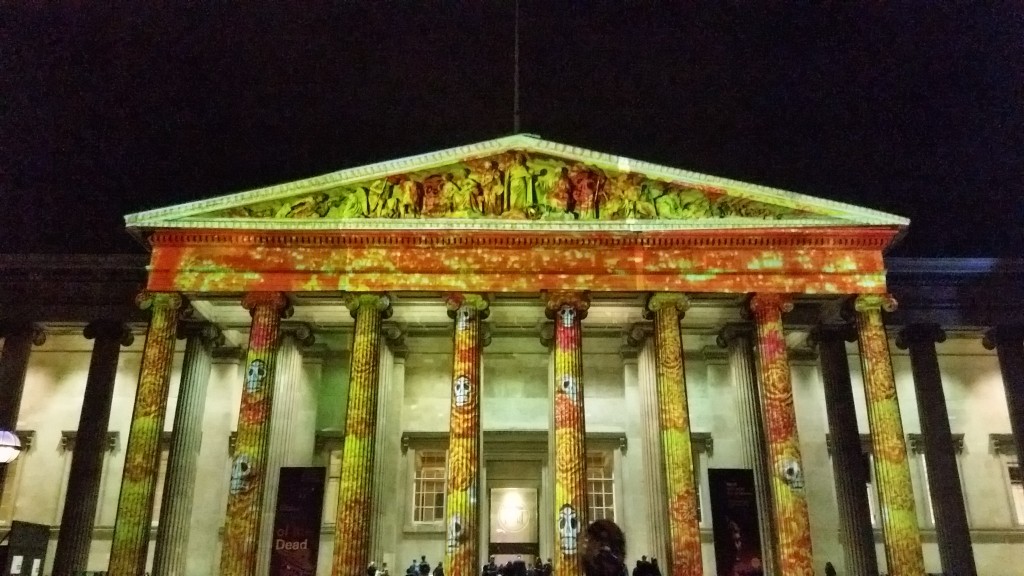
[897,323,975,576]
[220,292,291,576]
[809,324,878,576]
[331,293,392,576]
[371,323,405,564]
[53,320,134,575]
[645,293,701,576]
[545,291,589,576]
[109,292,184,576]
[983,325,1024,467]
[717,324,775,575]
[852,294,924,576]
[443,294,489,576]
[152,323,223,576]
[634,328,668,564]
[748,293,814,576]
[0,322,46,501]
[256,324,315,576]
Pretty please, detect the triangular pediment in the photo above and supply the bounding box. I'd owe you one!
[125,135,907,231]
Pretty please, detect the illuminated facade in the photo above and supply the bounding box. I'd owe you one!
[0,136,1022,575]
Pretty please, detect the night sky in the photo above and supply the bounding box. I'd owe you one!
[2,4,1022,257]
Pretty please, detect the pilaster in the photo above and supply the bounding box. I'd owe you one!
[152,322,223,576]
[716,323,776,575]
[331,293,392,576]
[443,293,490,576]
[983,325,1024,468]
[808,323,878,576]
[53,320,134,575]
[220,291,291,576]
[544,290,589,576]
[896,323,976,576]
[645,293,701,576]
[0,322,46,503]
[748,293,814,576]
[109,292,185,576]
[371,321,407,566]
[852,294,924,576]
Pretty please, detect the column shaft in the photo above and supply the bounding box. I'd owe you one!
[109,293,183,576]
[638,339,669,563]
[853,295,924,576]
[331,294,391,576]
[547,292,589,576]
[152,324,221,576]
[220,292,290,576]
[898,324,976,576]
[647,294,701,576]
[53,321,134,575]
[813,325,878,576]
[984,326,1024,467]
[0,323,45,502]
[749,294,814,576]
[718,324,776,575]
[443,294,488,576]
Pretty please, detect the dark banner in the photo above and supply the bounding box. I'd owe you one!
[269,466,326,576]
[708,468,765,576]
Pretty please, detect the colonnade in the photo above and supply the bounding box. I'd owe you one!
[0,290,1023,576]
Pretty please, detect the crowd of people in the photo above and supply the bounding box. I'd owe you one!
[480,554,552,576]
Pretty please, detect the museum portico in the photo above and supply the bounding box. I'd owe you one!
[0,136,1022,576]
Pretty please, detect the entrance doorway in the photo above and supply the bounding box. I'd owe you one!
[485,458,544,569]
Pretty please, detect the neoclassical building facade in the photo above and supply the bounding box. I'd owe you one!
[0,136,1022,576]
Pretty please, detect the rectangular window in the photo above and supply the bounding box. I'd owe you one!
[1009,462,1024,526]
[413,450,447,523]
[586,452,615,522]
[322,448,343,524]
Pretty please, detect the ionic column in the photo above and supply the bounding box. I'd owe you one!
[109,293,184,576]
[716,323,775,575]
[371,323,406,563]
[983,325,1024,467]
[152,323,223,576]
[256,323,315,576]
[443,294,490,576]
[220,292,291,576]
[645,294,701,576]
[331,293,392,576]
[896,323,976,576]
[809,324,878,576]
[852,294,924,576]
[634,329,669,564]
[0,322,46,501]
[53,320,134,575]
[545,291,590,576]
[748,294,814,576]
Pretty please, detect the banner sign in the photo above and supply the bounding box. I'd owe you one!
[708,468,765,576]
[269,466,326,576]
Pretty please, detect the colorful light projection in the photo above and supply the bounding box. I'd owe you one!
[108,292,182,576]
[546,291,590,576]
[748,293,814,576]
[331,294,392,576]
[146,227,893,295]
[647,293,702,576]
[221,292,290,576]
[443,293,489,576]
[854,294,925,576]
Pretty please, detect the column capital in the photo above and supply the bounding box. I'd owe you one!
[747,293,794,316]
[0,321,46,346]
[84,320,134,346]
[241,292,292,318]
[716,322,755,349]
[983,325,1024,350]
[135,291,184,313]
[620,322,652,359]
[344,293,392,319]
[444,293,491,319]
[806,323,857,349]
[543,290,590,320]
[895,323,946,349]
[176,322,224,346]
[382,321,408,358]
[280,322,316,346]
[644,292,689,318]
[539,323,555,348]
[852,293,898,314]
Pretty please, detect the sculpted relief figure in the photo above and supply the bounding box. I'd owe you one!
[599,173,644,220]
[654,186,713,219]
[421,174,448,217]
[453,170,484,217]
[328,186,369,218]
[534,166,573,219]
[393,176,422,218]
[502,152,535,218]
[274,192,332,218]
[368,178,398,218]
[568,163,604,220]
[467,159,505,216]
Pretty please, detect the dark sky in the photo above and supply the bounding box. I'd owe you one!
[2,3,1022,257]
